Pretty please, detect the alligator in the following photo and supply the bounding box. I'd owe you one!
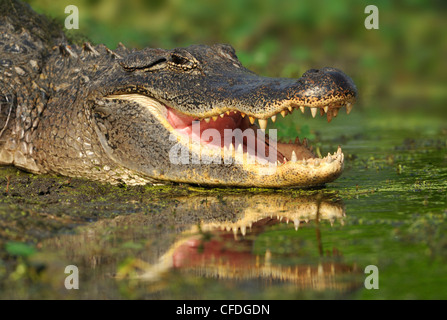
[0,0,357,188]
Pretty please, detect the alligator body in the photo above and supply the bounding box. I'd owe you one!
[0,0,357,188]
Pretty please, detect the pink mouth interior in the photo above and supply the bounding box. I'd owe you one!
[166,107,282,163]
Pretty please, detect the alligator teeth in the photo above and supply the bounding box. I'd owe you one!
[226,111,231,115]
[220,113,225,118]
[280,110,288,117]
[241,112,246,118]
[258,119,268,131]
[300,106,305,114]
[236,142,243,154]
[337,146,342,154]
[204,117,211,123]
[288,106,293,112]
[249,116,256,125]
[310,107,318,118]
[271,115,277,123]
[332,108,339,117]
[291,151,297,162]
[302,138,308,147]
[346,102,353,114]
[320,108,325,116]
[324,106,329,113]
[212,116,218,121]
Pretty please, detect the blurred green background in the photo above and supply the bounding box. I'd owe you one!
[24,0,446,113]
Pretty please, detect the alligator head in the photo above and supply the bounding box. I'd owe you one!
[90,44,357,187]
[0,1,357,188]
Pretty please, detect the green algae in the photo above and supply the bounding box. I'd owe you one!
[1,108,446,299]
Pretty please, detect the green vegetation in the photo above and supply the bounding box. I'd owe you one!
[0,0,445,299]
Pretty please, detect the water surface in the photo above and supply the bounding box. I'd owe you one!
[1,108,446,299]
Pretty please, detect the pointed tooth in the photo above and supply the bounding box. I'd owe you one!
[288,106,293,112]
[291,151,297,162]
[337,146,342,154]
[310,107,317,118]
[270,115,277,123]
[284,157,287,164]
[314,160,320,167]
[302,158,307,165]
[204,117,211,123]
[294,218,300,231]
[212,116,218,121]
[220,113,225,118]
[332,108,339,117]
[241,112,246,118]
[324,106,329,113]
[300,106,305,114]
[280,110,288,117]
[249,116,256,124]
[258,119,268,131]
[302,138,308,147]
[346,102,353,114]
[226,111,231,115]
[320,108,325,116]
[327,111,333,123]
[236,143,243,154]
[294,137,300,144]
[276,160,282,166]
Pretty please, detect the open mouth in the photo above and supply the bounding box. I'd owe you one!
[105,93,352,168]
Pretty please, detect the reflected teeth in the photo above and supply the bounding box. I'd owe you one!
[310,107,318,118]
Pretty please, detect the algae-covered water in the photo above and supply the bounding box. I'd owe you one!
[1,108,446,300]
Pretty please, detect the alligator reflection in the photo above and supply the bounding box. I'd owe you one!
[119,192,360,292]
[45,192,361,294]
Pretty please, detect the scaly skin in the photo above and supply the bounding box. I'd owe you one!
[0,0,357,188]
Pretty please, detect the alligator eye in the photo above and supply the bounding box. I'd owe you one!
[168,50,199,71]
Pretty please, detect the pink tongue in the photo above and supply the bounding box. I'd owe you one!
[166,107,282,163]
[166,108,241,145]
